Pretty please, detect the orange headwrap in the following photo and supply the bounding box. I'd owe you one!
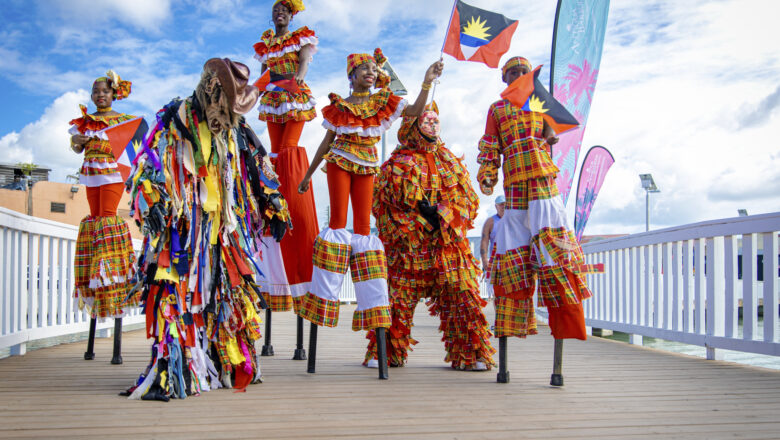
[501,56,532,76]
[347,48,391,89]
[93,69,132,100]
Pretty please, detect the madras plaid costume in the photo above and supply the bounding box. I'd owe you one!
[364,114,496,369]
[69,107,138,319]
[477,99,591,339]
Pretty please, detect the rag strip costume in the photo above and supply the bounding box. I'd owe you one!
[70,71,137,319]
[478,58,591,340]
[365,107,496,369]
[253,0,319,310]
[124,59,290,401]
[298,49,401,332]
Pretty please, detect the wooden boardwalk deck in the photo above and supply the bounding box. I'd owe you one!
[1,303,780,440]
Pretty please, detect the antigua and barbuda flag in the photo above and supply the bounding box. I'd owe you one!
[501,65,580,135]
[104,117,148,181]
[442,0,518,68]
[253,70,301,94]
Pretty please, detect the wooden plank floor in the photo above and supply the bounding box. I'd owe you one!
[1,303,780,439]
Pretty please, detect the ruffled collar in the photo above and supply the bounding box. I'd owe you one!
[261,26,311,46]
[327,89,392,119]
[76,104,132,123]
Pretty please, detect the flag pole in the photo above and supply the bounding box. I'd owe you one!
[431,0,458,104]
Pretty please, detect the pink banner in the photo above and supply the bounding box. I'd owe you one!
[574,146,614,240]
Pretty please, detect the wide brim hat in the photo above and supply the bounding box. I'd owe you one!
[204,58,259,115]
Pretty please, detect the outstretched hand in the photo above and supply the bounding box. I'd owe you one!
[423,60,444,84]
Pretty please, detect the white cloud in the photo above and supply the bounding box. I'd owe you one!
[0,90,89,182]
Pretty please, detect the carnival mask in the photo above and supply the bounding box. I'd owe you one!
[419,110,440,138]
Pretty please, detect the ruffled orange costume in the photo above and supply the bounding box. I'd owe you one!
[365,113,496,369]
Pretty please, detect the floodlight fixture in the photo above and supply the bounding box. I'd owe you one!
[737,209,748,217]
[639,173,661,231]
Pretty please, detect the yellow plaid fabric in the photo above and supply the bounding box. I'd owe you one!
[493,246,536,295]
[505,176,559,209]
[494,297,537,338]
[349,250,387,283]
[352,305,391,331]
[312,236,351,274]
[262,292,293,312]
[298,292,340,327]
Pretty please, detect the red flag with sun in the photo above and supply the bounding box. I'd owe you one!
[442,1,518,68]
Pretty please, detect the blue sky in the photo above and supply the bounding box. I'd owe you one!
[1,0,779,235]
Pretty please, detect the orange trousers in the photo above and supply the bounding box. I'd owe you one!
[86,182,124,217]
[326,162,373,236]
[266,121,320,288]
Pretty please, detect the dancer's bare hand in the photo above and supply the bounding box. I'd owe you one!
[298,177,310,194]
[424,60,444,84]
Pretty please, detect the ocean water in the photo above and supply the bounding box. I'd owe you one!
[602,314,780,370]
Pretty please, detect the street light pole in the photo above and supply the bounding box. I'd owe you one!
[639,173,660,232]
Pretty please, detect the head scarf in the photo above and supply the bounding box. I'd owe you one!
[274,0,305,15]
[501,56,532,76]
[347,48,391,89]
[93,69,132,100]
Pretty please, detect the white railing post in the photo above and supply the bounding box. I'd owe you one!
[763,232,778,343]
[706,236,725,360]
[742,234,758,340]
[723,235,738,338]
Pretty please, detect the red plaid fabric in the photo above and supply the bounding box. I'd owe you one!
[74,216,97,290]
[351,305,391,331]
[263,292,293,312]
[298,292,340,327]
[537,265,592,308]
[349,250,387,283]
[494,296,537,338]
[505,176,559,210]
[493,246,536,296]
[312,236,351,274]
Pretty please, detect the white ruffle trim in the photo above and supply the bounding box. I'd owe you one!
[328,149,379,168]
[257,98,316,115]
[69,125,109,140]
[79,173,123,187]
[254,36,319,64]
[350,233,385,254]
[322,98,407,138]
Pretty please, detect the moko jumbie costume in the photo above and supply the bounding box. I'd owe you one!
[366,103,496,370]
[123,59,290,401]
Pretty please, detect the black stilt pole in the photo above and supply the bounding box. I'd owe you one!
[84,317,96,360]
[550,339,564,386]
[261,308,274,356]
[110,318,123,364]
[293,315,307,360]
[307,322,318,373]
[376,327,389,380]
[497,336,509,383]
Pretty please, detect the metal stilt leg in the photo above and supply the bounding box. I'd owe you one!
[550,339,564,386]
[110,318,123,364]
[261,309,274,356]
[293,315,307,360]
[497,336,510,383]
[84,317,96,360]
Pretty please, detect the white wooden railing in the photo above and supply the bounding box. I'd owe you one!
[569,212,780,360]
[0,207,144,356]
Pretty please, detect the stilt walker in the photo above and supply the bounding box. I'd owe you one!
[365,101,496,371]
[297,49,444,379]
[477,57,591,384]
[69,70,138,364]
[252,0,319,360]
[122,58,290,401]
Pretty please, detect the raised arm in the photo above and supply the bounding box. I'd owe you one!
[477,107,501,195]
[298,129,336,193]
[403,60,444,117]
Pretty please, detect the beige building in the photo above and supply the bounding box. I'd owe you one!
[0,180,142,239]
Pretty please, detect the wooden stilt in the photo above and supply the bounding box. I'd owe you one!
[292,315,307,360]
[261,308,274,356]
[550,339,564,386]
[306,323,318,373]
[84,317,96,360]
[497,336,510,383]
[376,327,389,380]
[110,318,123,365]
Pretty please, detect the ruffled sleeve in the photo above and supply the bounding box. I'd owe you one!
[253,26,318,64]
[321,90,407,137]
[477,104,501,195]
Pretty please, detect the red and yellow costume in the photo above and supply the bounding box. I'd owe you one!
[252,2,319,310]
[69,72,137,319]
[298,49,403,332]
[366,108,496,369]
[477,59,591,340]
